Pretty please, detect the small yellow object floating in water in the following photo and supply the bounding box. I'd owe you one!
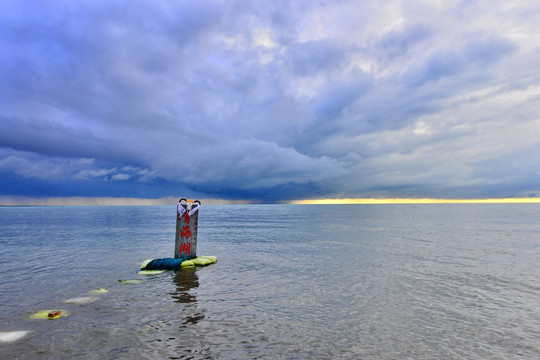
[140,259,153,269]
[29,310,68,320]
[137,269,166,275]
[180,260,195,268]
[192,256,217,266]
[198,256,218,262]
[119,279,144,284]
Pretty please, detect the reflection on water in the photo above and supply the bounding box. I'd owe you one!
[171,268,205,326]
[171,268,199,303]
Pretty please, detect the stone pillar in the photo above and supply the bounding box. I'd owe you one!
[174,199,200,258]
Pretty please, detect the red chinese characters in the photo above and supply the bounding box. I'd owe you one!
[180,225,192,239]
[178,242,191,254]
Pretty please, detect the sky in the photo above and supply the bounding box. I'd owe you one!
[2,0,540,204]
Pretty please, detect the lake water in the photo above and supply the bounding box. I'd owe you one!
[0,204,539,359]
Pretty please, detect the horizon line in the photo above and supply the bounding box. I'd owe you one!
[290,197,540,204]
[2,195,540,206]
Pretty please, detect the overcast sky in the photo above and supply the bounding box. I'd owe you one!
[2,0,540,203]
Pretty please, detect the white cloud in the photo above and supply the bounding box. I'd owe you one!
[73,168,117,181]
[111,173,131,181]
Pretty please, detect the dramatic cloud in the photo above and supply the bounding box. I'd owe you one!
[2,0,540,202]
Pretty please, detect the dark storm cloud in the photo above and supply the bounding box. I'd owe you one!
[2,0,540,201]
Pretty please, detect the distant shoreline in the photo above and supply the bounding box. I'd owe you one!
[2,196,540,206]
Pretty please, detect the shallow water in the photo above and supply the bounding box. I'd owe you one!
[1,204,539,359]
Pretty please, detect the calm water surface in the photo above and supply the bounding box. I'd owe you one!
[0,204,539,359]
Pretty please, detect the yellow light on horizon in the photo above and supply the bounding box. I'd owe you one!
[290,198,540,205]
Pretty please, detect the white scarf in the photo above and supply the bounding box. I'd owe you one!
[177,202,200,217]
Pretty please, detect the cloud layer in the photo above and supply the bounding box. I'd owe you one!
[2,0,540,201]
